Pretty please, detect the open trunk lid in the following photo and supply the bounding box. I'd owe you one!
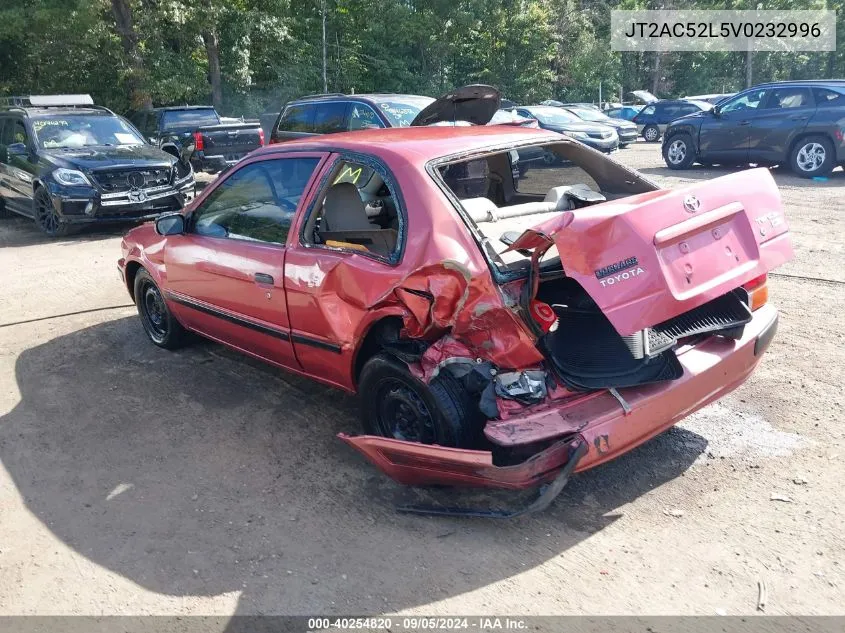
[410,84,501,127]
[510,168,793,337]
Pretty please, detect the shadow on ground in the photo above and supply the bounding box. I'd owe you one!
[0,215,128,248]
[0,317,707,614]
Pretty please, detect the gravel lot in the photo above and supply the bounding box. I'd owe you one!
[0,143,843,617]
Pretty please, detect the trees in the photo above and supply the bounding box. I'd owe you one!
[0,0,842,115]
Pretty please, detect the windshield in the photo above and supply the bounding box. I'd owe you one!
[524,107,578,126]
[161,109,220,130]
[376,97,434,127]
[33,115,144,149]
[569,108,609,123]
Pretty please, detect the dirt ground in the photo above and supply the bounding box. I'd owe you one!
[0,143,843,617]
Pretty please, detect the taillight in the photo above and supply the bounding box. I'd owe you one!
[743,273,768,311]
[192,131,204,151]
[530,299,557,333]
[258,128,265,146]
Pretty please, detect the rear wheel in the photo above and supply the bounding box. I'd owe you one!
[134,268,188,349]
[790,135,834,178]
[643,125,660,143]
[33,187,71,237]
[663,134,696,170]
[358,353,481,448]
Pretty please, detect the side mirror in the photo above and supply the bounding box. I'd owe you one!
[155,213,185,236]
[179,141,196,165]
[7,142,28,157]
[712,105,722,116]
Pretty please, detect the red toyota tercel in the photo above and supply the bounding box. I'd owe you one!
[119,125,792,513]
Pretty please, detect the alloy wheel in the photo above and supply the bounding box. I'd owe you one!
[644,127,659,142]
[34,189,61,235]
[796,142,826,173]
[667,139,687,165]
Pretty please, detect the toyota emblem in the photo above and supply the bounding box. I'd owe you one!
[127,172,145,188]
[683,194,701,213]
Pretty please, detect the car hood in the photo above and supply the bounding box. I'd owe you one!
[410,84,501,127]
[600,118,637,131]
[629,90,659,104]
[507,168,793,336]
[42,144,176,171]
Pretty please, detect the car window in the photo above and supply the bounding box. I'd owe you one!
[720,89,766,113]
[313,102,349,134]
[0,118,11,146]
[161,109,219,130]
[813,88,843,108]
[678,104,699,115]
[9,120,28,145]
[347,103,384,130]
[640,105,656,116]
[763,87,812,110]
[304,158,401,260]
[278,104,314,133]
[660,104,680,118]
[193,158,320,245]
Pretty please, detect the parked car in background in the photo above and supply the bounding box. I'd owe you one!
[662,80,845,178]
[563,105,638,147]
[633,99,713,142]
[605,104,643,121]
[130,106,264,173]
[269,85,507,143]
[0,94,194,236]
[118,124,791,510]
[515,106,618,153]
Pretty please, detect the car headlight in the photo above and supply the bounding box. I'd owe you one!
[564,131,589,139]
[53,168,91,186]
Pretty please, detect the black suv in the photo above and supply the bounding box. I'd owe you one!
[270,93,436,142]
[0,95,195,236]
[662,80,845,178]
[632,100,712,142]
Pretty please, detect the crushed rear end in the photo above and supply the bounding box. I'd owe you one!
[343,166,792,507]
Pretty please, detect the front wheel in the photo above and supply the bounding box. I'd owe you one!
[642,125,660,143]
[663,134,696,170]
[358,354,481,448]
[134,268,188,349]
[33,187,72,237]
[790,136,835,178]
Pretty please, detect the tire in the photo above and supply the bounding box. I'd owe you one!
[358,353,481,448]
[663,133,696,170]
[642,125,660,143]
[33,186,72,237]
[134,268,188,349]
[789,135,835,178]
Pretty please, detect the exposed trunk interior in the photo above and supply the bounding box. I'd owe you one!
[535,275,753,390]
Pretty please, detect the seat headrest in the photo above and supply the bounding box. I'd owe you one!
[321,182,373,231]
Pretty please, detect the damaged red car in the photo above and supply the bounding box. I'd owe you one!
[118,123,792,514]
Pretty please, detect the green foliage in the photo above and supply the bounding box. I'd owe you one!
[0,0,842,116]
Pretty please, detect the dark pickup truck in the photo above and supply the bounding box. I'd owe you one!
[130,106,264,173]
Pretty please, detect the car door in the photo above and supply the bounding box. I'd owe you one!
[0,117,37,214]
[698,89,767,163]
[284,154,406,390]
[162,153,327,367]
[657,103,680,132]
[748,87,814,163]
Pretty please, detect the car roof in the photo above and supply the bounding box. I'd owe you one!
[153,106,217,111]
[288,93,431,104]
[752,79,845,88]
[15,108,115,117]
[251,125,561,164]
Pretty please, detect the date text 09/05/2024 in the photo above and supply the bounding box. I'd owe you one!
[307,616,529,631]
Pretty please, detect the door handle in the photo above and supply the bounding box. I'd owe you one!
[738,120,751,126]
[254,272,275,285]
[789,116,808,121]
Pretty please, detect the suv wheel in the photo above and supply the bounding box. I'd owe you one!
[643,125,660,142]
[790,136,834,178]
[33,187,71,237]
[663,134,696,170]
[358,353,482,448]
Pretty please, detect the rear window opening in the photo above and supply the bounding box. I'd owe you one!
[434,140,657,272]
